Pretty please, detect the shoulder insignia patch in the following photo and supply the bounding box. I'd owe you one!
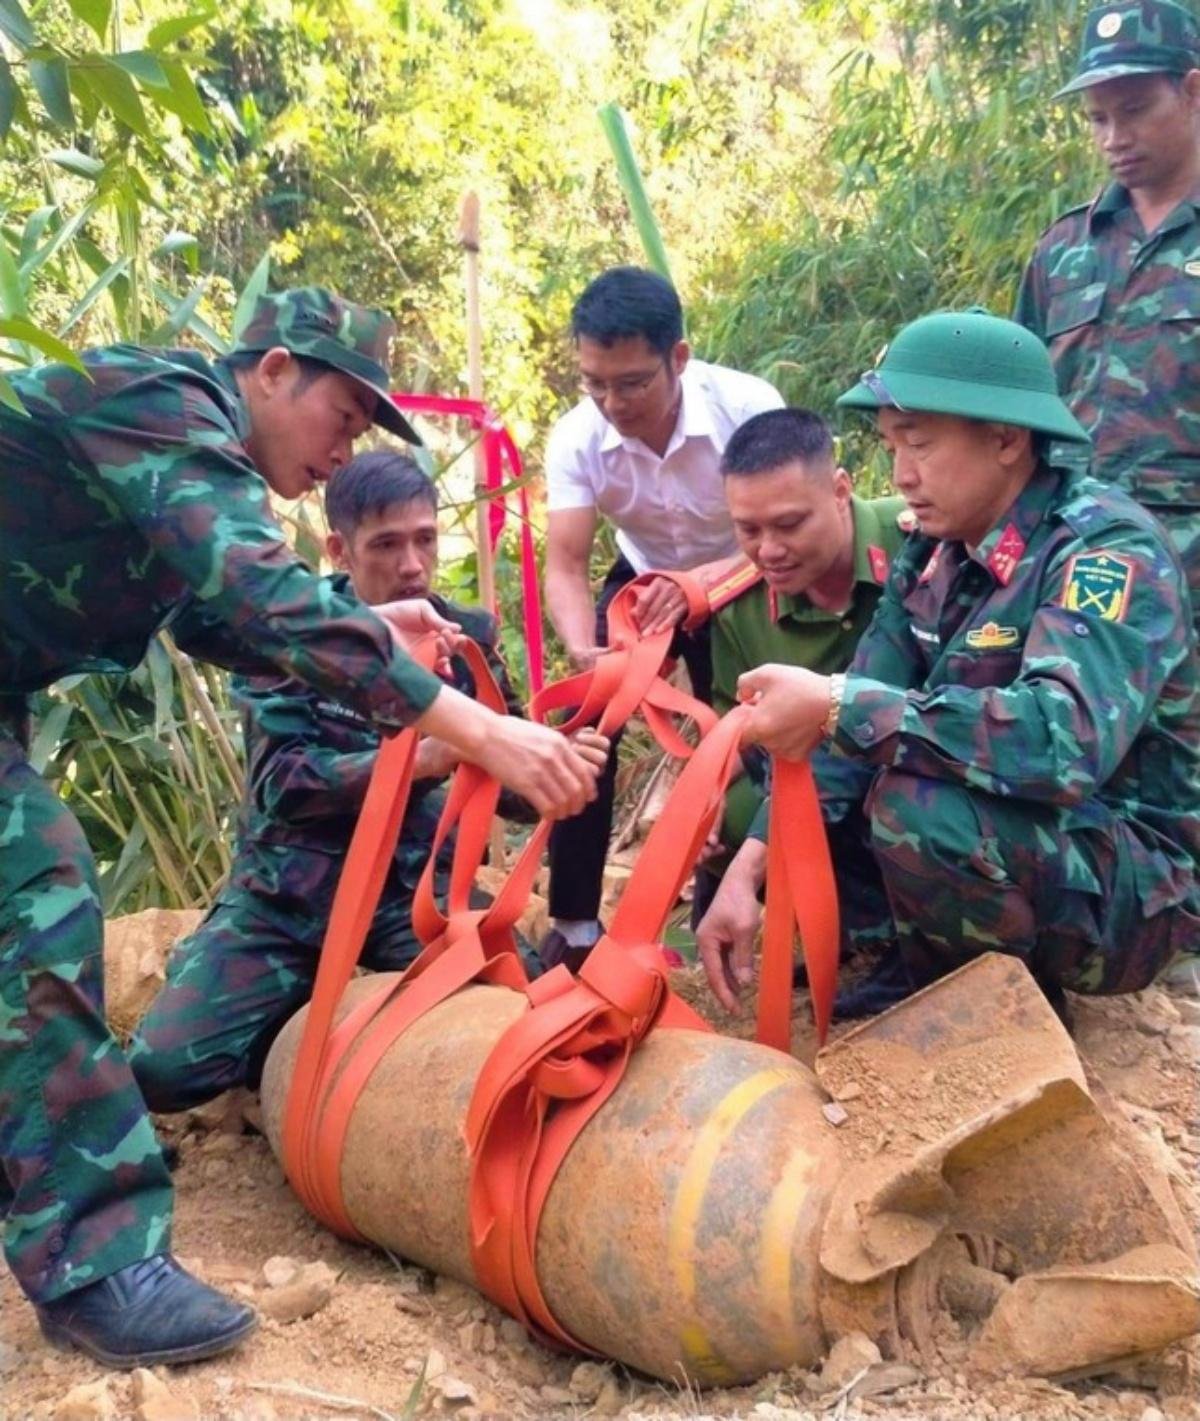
[705,556,763,615]
[896,508,919,534]
[868,544,890,584]
[1061,550,1135,622]
[965,622,1021,651]
[987,524,1026,586]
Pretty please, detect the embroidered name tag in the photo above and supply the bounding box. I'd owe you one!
[1061,551,1135,622]
[1186,260,1200,278]
[911,625,940,645]
[965,622,1020,650]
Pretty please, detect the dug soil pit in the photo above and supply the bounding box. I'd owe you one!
[2,965,1197,1421]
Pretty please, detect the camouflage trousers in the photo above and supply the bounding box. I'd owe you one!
[0,728,173,1304]
[819,760,1193,994]
[129,842,447,1113]
[129,842,538,1114]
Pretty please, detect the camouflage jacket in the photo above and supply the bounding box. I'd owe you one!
[234,582,530,862]
[833,463,1200,913]
[0,345,441,725]
[1015,181,1200,506]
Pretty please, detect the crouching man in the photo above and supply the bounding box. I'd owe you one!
[131,452,592,1109]
[698,310,1200,1021]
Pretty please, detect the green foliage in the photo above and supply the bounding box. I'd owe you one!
[702,0,1096,477]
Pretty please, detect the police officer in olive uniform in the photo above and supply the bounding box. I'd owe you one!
[1016,0,1200,636]
[0,290,598,1367]
[705,408,908,851]
[697,311,1200,1022]
[130,453,536,1111]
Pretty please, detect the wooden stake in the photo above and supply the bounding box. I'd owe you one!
[458,192,495,613]
[459,192,506,868]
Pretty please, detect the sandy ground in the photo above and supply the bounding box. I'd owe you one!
[2,936,1198,1421]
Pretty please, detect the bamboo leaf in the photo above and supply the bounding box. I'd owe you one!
[0,239,26,316]
[46,146,105,178]
[147,276,208,344]
[66,0,111,41]
[0,52,16,143]
[28,700,74,773]
[59,253,130,334]
[20,206,58,266]
[30,56,75,129]
[81,57,151,140]
[147,8,214,50]
[0,367,26,413]
[0,0,36,50]
[21,197,99,281]
[232,250,270,339]
[109,49,169,90]
[150,57,214,139]
[153,229,198,259]
[0,317,85,369]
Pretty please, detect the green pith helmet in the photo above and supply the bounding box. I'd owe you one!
[231,286,419,443]
[1056,0,1200,97]
[836,310,1091,444]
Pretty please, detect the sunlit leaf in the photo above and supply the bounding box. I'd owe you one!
[232,251,270,339]
[0,316,86,369]
[66,0,111,41]
[147,8,214,50]
[80,57,151,140]
[110,49,169,90]
[0,0,35,50]
[29,56,74,129]
[46,146,105,178]
[0,52,15,143]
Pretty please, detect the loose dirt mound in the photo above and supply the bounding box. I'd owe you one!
[2,949,1197,1421]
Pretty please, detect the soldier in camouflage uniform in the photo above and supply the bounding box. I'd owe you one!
[1015,0,1200,635]
[130,453,535,1111]
[0,288,598,1367]
[697,311,1200,1022]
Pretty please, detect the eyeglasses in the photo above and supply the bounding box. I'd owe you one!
[579,360,667,401]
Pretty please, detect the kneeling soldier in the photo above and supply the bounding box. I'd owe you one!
[131,452,547,1110]
[698,310,1200,1021]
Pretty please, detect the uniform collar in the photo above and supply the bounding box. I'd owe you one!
[1090,179,1200,235]
[771,495,890,623]
[598,360,716,456]
[969,462,1062,587]
[213,356,254,443]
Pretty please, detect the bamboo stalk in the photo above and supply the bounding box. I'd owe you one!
[164,636,245,794]
[597,104,674,283]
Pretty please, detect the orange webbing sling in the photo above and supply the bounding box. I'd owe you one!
[280,586,840,1351]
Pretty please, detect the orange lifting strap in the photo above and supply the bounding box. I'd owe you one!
[280,576,841,1352]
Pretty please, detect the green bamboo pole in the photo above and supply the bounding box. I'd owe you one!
[597,103,674,285]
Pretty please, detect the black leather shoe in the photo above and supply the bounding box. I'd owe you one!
[834,945,929,1020]
[37,1253,257,1368]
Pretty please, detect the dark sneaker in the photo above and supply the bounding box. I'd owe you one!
[37,1253,257,1369]
[537,927,598,975]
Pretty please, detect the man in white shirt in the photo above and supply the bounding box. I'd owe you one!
[542,266,783,968]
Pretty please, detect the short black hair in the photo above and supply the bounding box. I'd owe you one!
[220,349,331,394]
[325,450,437,536]
[570,266,683,356]
[721,408,835,477]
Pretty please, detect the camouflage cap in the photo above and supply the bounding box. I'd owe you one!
[1056,0,1200,97]
[231,286,420,443]
[837,309,1091,443]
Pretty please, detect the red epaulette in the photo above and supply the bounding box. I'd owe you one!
[704,556,764,615]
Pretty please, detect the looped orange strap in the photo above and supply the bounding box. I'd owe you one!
[279,606,840,1357]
